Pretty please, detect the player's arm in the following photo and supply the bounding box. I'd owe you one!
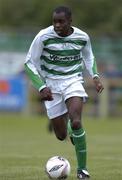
[82,35,104,93]
[24,36,53,100]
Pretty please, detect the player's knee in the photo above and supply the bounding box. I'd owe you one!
[71,120,81,130]
[56,133,67,141]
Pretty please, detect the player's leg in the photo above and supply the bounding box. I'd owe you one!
[66,97,90,179]
[51,113,68,141]
[66,97,86,167]
[44,91,68,140]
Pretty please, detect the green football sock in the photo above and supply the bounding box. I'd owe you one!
[67,120,73,136]
[72,128,87,170]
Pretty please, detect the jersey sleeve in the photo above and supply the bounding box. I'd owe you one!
[24,35,46,91]
[82,35,99,78]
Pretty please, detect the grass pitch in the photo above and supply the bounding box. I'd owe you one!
[0,114,122,180]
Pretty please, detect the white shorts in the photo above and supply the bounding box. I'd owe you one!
[44,76,88,119]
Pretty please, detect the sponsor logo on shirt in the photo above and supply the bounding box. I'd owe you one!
[50,54,80,61]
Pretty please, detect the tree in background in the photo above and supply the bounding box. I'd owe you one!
[0,0,122,35]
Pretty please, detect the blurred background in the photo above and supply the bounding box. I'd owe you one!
[0,0,122,117]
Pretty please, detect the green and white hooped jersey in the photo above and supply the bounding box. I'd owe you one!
[25,26,99,91]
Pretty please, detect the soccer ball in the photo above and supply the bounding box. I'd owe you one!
[45,156,71,179]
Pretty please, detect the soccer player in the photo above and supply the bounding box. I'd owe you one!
[25,6,104,179]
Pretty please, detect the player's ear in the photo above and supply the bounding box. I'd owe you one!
[68,17,72,24]
[70,17,72,23]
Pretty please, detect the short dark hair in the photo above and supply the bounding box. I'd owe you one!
[53,6,72,19]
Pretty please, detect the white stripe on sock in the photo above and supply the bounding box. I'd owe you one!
[79,149,86,153]
[72,131,85,138]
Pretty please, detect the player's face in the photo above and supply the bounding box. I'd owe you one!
[53,12,72,37]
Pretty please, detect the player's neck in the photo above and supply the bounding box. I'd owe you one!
[61,27,74,37]
[67,27,74,36]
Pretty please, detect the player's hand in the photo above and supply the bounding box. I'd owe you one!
[39,87,53,101]
[93,77,104,93]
